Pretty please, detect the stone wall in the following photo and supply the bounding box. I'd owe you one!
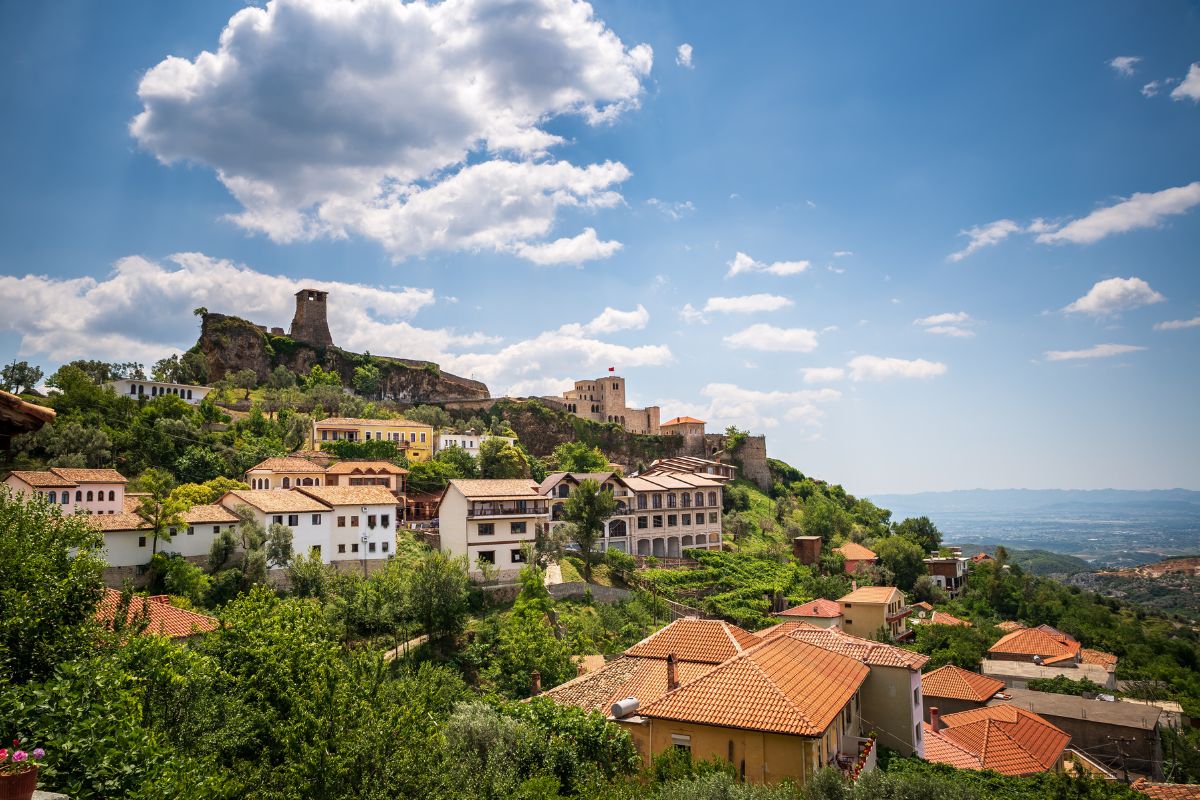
[697,433,771,489]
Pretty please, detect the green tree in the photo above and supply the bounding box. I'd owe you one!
[230,368,258,400]
[802,495,851,542]
[874,535,926,591]
[134,468,187,557]
[911,575,947,605]
[18,420,113,468]
[550,441,609,472]
[559,478,617,582]
[302,364,342,389]
[264,522,294,568]
[406,404,452,429]
[352,363,382,398]
[894,516,942,553]
[406,551,470,649]
[1,359,44,393]
[0,489,106,683]
[479,437,529,479]
[267,364,297,389]
[174,444,228,484]
[433,445,480,478]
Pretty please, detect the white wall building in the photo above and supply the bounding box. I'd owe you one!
[219,489,334,563]
[109,379,211,405]
[295,486,399,563]
[95,504,239,569]
[433,431,517,459]
[5,467,127,515]
[437,479,549,580]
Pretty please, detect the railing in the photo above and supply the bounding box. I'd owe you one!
[886,606,913,622]
[844,737,876,780]
[468,505,549,518]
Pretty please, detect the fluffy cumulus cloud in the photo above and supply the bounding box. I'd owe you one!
[1043,343,1146,361]
[0,253,492,365]
[724,324,818,352]
[563,304,650,335]
[1171,63,1200,102]
[847,355,947,381]
[703,294,793,314]
[131,0,652,264]
[1037,182,1200,245]
[1109,56,1141,76]
[1155,315,1200,331]
[801,367,845,384]
[1063,277,1165,316]
[676,43,694,68]
[726,251,811,277]
[661,383,841,430]
[914,311,975,337]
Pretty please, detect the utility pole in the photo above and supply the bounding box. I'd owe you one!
[1107,735,1136,784]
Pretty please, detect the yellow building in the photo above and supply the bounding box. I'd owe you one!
[838,586,911,642]
[311,417,435,461]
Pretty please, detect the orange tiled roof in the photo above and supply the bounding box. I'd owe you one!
[996,620,1025,632]
[933,705,1070,776]
[777,623,929,670]
[624,618,760,664]
[296,485,399,506]
[928,611,971,627]
[1133,779,1200,800]
[96,589,218,638]
[246,456,327,473]
[47,467,127,484]
[448,478,542,499]
[88,511,150,532]
[1080,648,1118,669]
[637,635,869,737]
[1036,624,1078,645]
[181,504,239,524]
[661,416,706,426]
[835,542,877,561]
[922,722,984,770]
[316,416,431,428]
[922,665,1006,702]
[839,585,903,605]
[971,552,994,563]
[777,598,843,618]
[911,601,935,613]
[988,627,1080,661]
[543,655,715,712]
[221,489,332,514]
[7,469,76,488]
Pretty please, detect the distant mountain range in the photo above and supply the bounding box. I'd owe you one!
[868,488,1200,516]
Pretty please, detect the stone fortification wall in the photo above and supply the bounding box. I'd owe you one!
[697,432,771,490]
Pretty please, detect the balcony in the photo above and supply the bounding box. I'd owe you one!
[837,736,876,781]
[886,606,912,623]
[468,502,548,518]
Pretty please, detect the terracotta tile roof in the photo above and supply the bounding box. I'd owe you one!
[448,478,542,499]
[839,585,902,604]
[296,485,399,507]
[89,511,150,532]
[96,589,218,638]
[911,601,935,613]
[922,665,1006,702]
[932,705,1070,776]
[1081,648,1118,669]
[971,552,994,562]
[181,504,239,524]
[316,417,432,428]
[835,542,877,561]
[48,467,127,484]
[637,635,869,737]
[537,472,621,493]
[777,598,843,619]
[625,618,760,664]
[776,623,929,670]
[927,611,971,627]
[324,460,408,475]
[1036,624,1078,644]
[543,655,714,712]
[996,620,1025,632]
[0,389,56,426]
[661,416,706,426]
[1133,779,1200,800]
[221,489,332,514]
[7,470,76,488]
[922,722,984,770]
[246,456,327,473]
[988,627,1080,662]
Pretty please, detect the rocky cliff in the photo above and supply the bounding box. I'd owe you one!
[194,313,490,403]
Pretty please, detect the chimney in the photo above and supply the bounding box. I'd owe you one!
[666,653,679,691]
[531,670,541,696]
[929,706,940,732]
[851,579,858,592]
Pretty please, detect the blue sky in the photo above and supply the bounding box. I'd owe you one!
[2,0,1198,494]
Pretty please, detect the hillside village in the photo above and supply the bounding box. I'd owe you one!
[1,292,1198,799]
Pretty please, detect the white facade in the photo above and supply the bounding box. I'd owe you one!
[294,486,399,563]
[433,431,516,459]
[219,491,334,563]
[5,469,127,515]
[438,479,549,580]
[110,379,211,405]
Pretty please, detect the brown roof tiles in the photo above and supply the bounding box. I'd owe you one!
[922,665,1006,703]
[838,585,903,605]
[624,618,760,664]
[988,627,1080,662]
[775,623,929,670]
[448,478,542,499]
[246,456,327,473]
[221,489,332,514]
[46,467,127,484]
[1133,780,1200,800]
[296,485,399,507]
[835,542,877,561]
[777,598,843,619]
[929,705,1070,776]
[96,589,218,638]
[8,470,77,488]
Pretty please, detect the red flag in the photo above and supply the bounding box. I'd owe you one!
[608,366,615,372]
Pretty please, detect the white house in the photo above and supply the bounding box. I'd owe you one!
[91,503,239,585]
[244,456,328,490]
[437,479,549,580]
[109,379,211,405]
[295,485,399,563]
[434,430,517,459]
[219,489,333,562]
[5,467,127,515]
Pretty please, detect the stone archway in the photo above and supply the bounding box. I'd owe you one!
[637,539,651,556]
[652,538,665,557]
[667,537,681,558]
[609,519,627,538]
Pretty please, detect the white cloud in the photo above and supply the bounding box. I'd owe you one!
[915,311,969,326]
[568,304,650,335]
[801,367,845,384]
[925,326,973,338]
[914,311,975,337]
[847,355,947,381]
[833,250,853,257]
[513,227,622,266]
[1037,182,1200,245]
[703,294,793,314]
[678,303,707,324]
[676,43,693,68]
[646,198,695,220]
[1142,80,1161,98]
[1154,316,1200,331]
[1063,277,1165,316]
[0,253,490,365]
[131,0,652,263]
[661,383,841,431]
[1170,63,1200,101]
[1109,56,1141,77]
[724,324,818,352]
[1043,343,1146,361]
[726,251,811,277]
[947,219,1023,262]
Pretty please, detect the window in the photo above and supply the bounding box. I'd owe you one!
[510,548,527,563]
[671,734,692,753]
[913,687,920,706]
[681,492,691,507]
[282,477,290,488]
[477,550,495,564]
[61,494,69,505]
[409,432,416,442]
[381,541,389,553]
[312,514,322,525]
[652,515,663,528]
[138,536,146,547]
[76,490,82,501]
[381,515,390,528]
[369,542,377,553]
[652,494,662,509]
[365,431,372,441]
[478,522,495,536]
[367,515,377,529]
[187,526,194,536]
[694,492,703,507]
[708,492,717,507]
[420,432,426,443]
[350,516,359,527]
[637,494,647,510]
[338,544,346,554]
[287,514,299,527]
[108,490,115,501]
[667,493,677,508]
[637,516,648,529]
[269,515,281,526]
[915,723,922,742]
[322,430,329,441]
[311,545,321,557]
[48,491,56,503]
[86,490,94,502]
[337,516,346,528]
[351,543,359,553]
[213,526,220,534]
[682,513,691,526]
[667,514,677,527]
[845,619,853,625]
[709,512,718,523]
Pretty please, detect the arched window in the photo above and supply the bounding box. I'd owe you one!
[75,490,82,502]
[557,484,570,498]
[48,491,56,503]
[282,477,291,488]
[108,490,115,501]
[708,492,717,507]
[694,492,704,507]
[62,493,69,505]
[86,491,94,501]
[187,389,193,400]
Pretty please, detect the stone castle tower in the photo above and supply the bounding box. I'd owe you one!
[289,289,334,348]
